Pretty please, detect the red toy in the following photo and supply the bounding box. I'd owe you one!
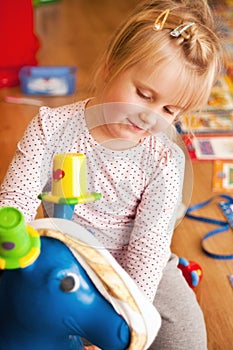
[178,257,203,288]
[0,0,40,87]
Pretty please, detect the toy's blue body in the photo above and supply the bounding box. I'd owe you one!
[0,237,130,350]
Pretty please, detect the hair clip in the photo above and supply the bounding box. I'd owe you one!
[153,9,170,31]
[170,22,195,39]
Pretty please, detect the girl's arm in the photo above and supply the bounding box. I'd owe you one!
[0,104,73,222]
[123,142,185,302]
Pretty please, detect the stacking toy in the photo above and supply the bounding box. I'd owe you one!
[0,211,161,349]
[0,152,161,349]
[38,153,102,219]
[0,213,130,350]
[178,257,203,288]
[0,207,40,269]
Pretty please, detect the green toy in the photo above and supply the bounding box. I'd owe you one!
[0,207,40,269]
[33,0,61,6]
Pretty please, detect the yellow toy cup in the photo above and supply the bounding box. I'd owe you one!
[52,153,88,198]
[38,153,101,214]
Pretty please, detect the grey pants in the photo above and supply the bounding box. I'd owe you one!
[151,254,207,350]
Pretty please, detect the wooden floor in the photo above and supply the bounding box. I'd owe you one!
[0,1,233,349]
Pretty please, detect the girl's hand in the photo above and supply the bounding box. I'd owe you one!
[84,346,101,350]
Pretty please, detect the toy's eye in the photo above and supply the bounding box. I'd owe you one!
[60,273,80,292]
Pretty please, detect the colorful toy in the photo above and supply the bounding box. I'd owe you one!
[178,257,203,288]
[0,207,40,270]
[19,66,77,96]
[0,206,161,349]
[2,151,201,349]
[38,153,102,219]
[0,208,129,349]
[0,153,161,349]
[33,0,61,6]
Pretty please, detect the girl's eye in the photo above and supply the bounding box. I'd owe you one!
[136,88,153,101]
[60,273,81,292]
[163,106,174,115]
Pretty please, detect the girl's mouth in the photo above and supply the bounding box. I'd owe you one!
[126,118,145,131]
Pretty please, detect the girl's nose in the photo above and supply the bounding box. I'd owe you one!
[140,111,158,125]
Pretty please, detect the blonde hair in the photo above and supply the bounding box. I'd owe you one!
[92,0,223,113]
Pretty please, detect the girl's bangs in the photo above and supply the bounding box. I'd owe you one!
[152,52,214,113]
[177,67,214,113]
[141,34,216,114]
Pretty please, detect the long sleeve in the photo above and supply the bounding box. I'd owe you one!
[0,113,52,221]
[122,144,184,301]
[0,101,87,222]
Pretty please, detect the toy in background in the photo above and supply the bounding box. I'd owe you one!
[0,153,161,350]
[0,0,73,94]
[33,0,61,6]
[0,0,39,88]
[178,257,203,289]
[19,66,77,96]
[186,194,233,260]
[212,160,233,192]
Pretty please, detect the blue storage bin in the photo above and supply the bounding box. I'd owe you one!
[19,66,77,96]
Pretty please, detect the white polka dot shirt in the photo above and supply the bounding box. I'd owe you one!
[0,100,184,302]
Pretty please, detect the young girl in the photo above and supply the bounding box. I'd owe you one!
[0,0,222,349]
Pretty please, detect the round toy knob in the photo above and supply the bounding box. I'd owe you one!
[0,207,40,269]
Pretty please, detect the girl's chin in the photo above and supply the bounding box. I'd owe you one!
[93,124,150,146]
[114,129,146,142]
